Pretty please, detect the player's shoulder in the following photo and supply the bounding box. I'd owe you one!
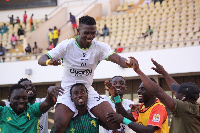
[152,102,167,112]
[93,39,109,47]
[58,38,75,47]
[62,38,74,44]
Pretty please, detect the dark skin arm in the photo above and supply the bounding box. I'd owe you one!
[151,58,179,94]
[38,51,129,68]
[107,112,158,133]
[99,120,110,130]
[108,53,129,68]
[104,81,135,122]
[39,86,64,113]
[129,57,175,112]
[38,54,61,66]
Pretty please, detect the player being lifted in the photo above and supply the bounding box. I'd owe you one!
[38,15,133,132]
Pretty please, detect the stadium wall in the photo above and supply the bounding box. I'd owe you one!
[0,46,200,86]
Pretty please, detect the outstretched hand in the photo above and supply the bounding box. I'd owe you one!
[130,104,141,115]
[47,86,64,103]
[151,58,166,75]
[126,57,140,73]
[48,58,61,66]
[104,81,118,97]
[125,57,134,68]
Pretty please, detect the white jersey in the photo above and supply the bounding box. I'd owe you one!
[3,98,51,133]
[35,98,51,133]
[99,96,135,133]
[47,38,113,88]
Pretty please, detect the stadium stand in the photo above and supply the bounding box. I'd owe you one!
[2,0,197,60]
[96,0,200,52]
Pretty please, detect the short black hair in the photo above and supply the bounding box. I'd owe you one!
[70,83,88,96]
[18,78,31,85]
[111,76,126,83]
[79,15,96,25]
[9,84,26,97]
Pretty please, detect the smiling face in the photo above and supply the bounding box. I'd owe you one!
[111,76,127,96]
[9,88,28,115]
[71,85,88,107]
[137,82,151,103]
[77,24,96,48]
[20,80,36,99]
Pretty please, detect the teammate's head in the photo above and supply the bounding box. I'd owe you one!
[137,78,157,104]
[70,83,88,107]
[8,84,28,115]
[104,24,107,28]
[111,76,127,96]
[77,16,96,48]
[171,82,200,102]
[18,78,36,100]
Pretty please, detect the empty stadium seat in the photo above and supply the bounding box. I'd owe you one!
[122,47,130,53]
[186,41,192,47]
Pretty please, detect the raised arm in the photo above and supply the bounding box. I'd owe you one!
[39,86,64,113]
[151,58,179,94]
[38,54,61,66]
[104,81,135,122]
[108,53,128,68]
[129,57,175,112]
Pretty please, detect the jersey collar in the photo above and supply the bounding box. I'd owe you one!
[74,36,92,50]
[140,99,159,112]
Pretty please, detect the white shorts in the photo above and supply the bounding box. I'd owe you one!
[57,85,107,118]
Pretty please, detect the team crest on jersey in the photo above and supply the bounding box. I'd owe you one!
[7,117,12,121]
[70,128,75,133]
[152,114,160,122]
[90,120,96,127]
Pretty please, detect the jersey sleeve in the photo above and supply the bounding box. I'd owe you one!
[46,39,69,59]
[147,104,168,128]
[29,102,43,118]
[97,41,114,61]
